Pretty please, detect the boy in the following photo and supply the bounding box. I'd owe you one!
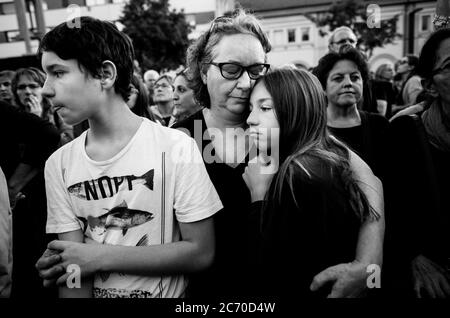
[36,17,222,298]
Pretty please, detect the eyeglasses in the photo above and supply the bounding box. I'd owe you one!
[17,83,41,90]
[432,63,450,76]
[208,62,270,80]
[398,59,409,65]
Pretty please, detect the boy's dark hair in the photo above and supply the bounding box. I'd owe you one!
[38,16,134,101]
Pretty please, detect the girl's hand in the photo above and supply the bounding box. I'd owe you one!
[26,95,43,117]
[242,153,278,202]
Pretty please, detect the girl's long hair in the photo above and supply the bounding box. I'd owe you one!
[259,68,378,222]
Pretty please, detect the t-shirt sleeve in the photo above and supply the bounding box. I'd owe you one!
[173,137,223,223]
[45,152,81,234]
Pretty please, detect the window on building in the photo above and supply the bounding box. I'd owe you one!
[301,27,310,42]
[6,30,20,42]
[287,29,296,43]
[273,29,284,46]
[86,0,107,6]
[0,2,16,15]
[0,32,8,43]
[421,15,431,32]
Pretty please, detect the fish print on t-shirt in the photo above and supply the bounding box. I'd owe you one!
[67,169,154,201]
[77,200,154,236]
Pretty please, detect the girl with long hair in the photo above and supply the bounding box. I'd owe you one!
[244,67,384,297]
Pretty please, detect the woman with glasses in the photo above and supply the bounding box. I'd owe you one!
[385,28,450,298]
[149,74,175,126]
[172,8,271,297]
[174,9,384,298]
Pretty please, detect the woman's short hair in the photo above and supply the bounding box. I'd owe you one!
[12,67,46,107]
[11,67,53,119]
[374,63,392,81]
[186,8,271,108]
[312,45,369,91]
[154,74,174,89]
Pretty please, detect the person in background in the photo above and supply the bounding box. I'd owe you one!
[0,100,60,298]
[0,167,12,298]
[127,74,156,122]
[328,26,358,53]
[372,64,397,118]
[392,54,422,114]
[172,69,202,124]
[434,0,450,30]
[149,74,175,126]
[0,70,16,106]
[385,27,450,299]
[143,69,159,105]
[12,67,73,145]
[313,46,389,179]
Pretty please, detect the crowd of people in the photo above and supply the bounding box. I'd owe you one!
[0,2,449,299]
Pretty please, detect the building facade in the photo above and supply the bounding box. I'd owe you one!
[0,0,438,70]
[238,0,436,70]
[0,0,235,59]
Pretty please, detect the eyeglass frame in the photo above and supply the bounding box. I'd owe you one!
[432,62,450,77]
[206,62,270,80]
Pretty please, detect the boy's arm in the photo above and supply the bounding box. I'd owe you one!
[57,230,93,298]
[50,216,215,278]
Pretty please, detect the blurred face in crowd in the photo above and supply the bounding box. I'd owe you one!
[396,56,413,74]
[380,65,394,81]
[16,74,43,108]
[41,51,103,125]
[203,33,266,117]
[144,71,159,91]
[173,75,199,119]
[153,77,174,104]
[127,84,139,109]
[0,75,14,102]
[432,37,450,106]
[326,59,363,108]
[329,29,357,52]
[247,81,280,153]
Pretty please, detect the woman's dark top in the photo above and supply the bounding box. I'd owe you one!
[173,110,253,296]
[327,111,389,179]
[252,158,361,297]
[385,114,449,276]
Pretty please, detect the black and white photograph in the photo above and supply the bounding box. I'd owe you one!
[0,0,449,313]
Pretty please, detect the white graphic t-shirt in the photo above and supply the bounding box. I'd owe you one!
[45,118,222,298]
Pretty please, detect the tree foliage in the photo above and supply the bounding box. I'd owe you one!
[306,0,401,57]
[120,0,192,71]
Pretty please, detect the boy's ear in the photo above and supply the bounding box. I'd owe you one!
[421,78,439,98]
[100,60,117,89]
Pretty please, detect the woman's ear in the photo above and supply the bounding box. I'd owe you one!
[100,60,117,89]
[421,78,439,98]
